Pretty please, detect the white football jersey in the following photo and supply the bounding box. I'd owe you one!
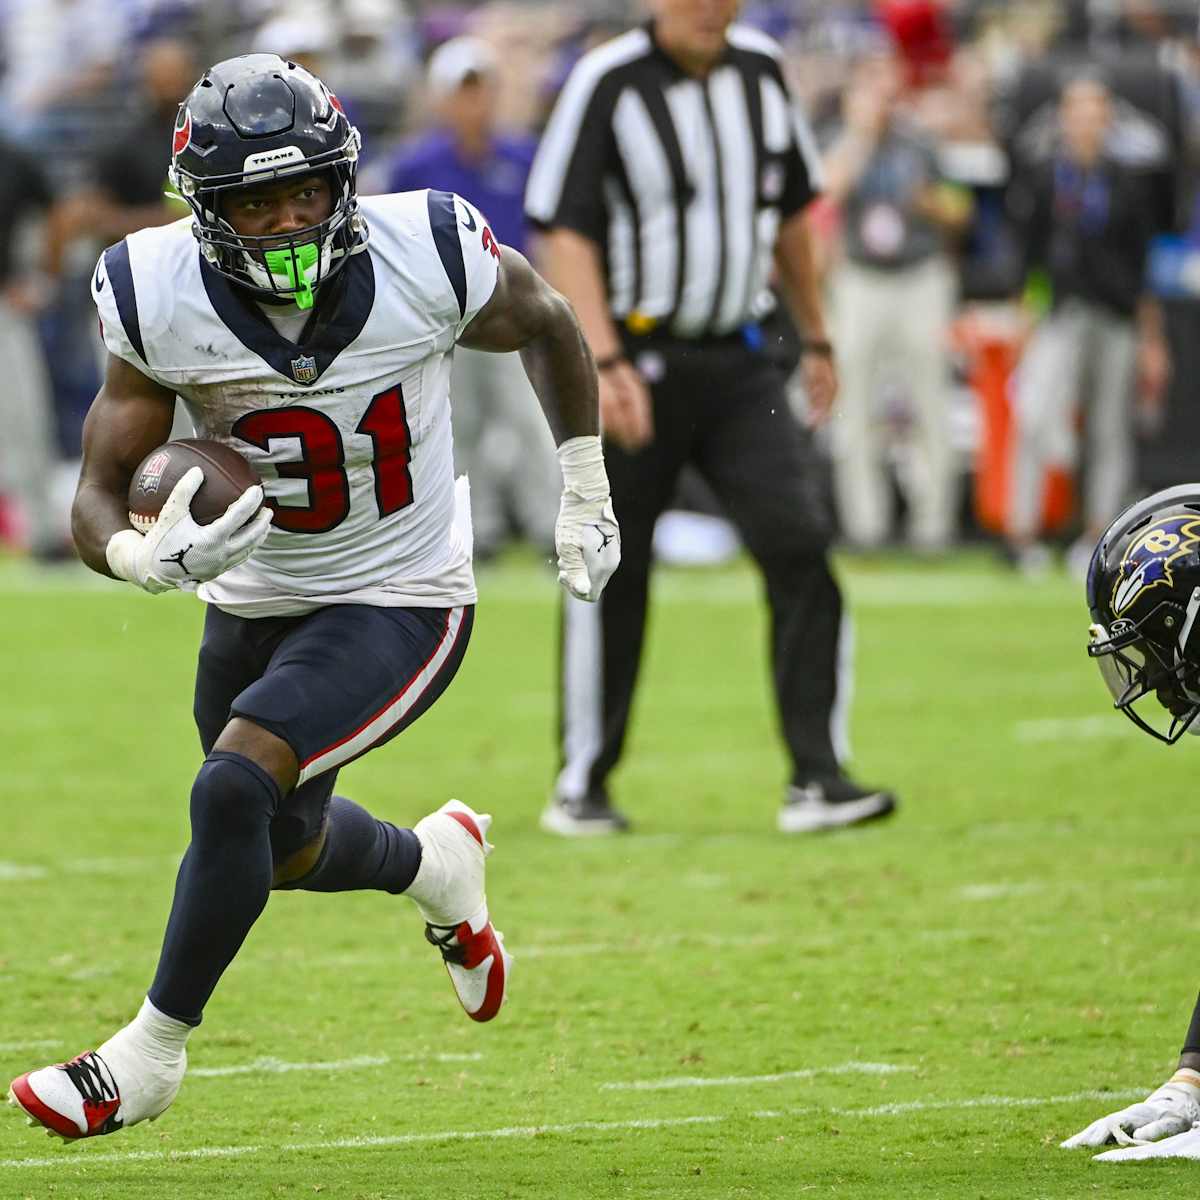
[91,190,502,617]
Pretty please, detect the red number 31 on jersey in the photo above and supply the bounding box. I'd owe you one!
[481,226,500,261]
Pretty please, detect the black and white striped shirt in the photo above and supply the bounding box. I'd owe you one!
[525,21,823,340]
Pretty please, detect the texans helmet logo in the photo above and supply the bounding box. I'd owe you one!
[1111,516,1200,615]
[172,109,192,157]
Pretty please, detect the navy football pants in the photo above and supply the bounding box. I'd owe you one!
[193,602,473,864]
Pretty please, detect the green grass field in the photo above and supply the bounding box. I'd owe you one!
[1,550,1197,1198]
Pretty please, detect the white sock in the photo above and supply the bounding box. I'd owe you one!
[405,832,487,932]
[92,997,189,1127]
[405,838,457,926]
[124,997,192,1063]
[403,802,488,931]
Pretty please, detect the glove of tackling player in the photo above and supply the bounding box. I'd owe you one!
[1061,1072,1200,1148]
[555,435,620,603]
[106,466,272,595]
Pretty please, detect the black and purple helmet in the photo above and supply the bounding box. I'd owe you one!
[1087,484,1200,743]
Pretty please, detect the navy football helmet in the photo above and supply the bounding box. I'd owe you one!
[169,54,364,307]
[1087,485,1200,743]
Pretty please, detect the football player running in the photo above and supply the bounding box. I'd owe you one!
[7,54,619,1142]
[1063,485,1200,1158]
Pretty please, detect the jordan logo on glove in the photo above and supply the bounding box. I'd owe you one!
[160,544,194,574]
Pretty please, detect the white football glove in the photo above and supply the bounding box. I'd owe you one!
[106,466,272,595]
[555,435,620,603]
[1061,1076,1200,1148]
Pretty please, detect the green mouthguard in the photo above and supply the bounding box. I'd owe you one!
[263,243,319,310]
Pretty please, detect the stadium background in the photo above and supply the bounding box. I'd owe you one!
[3,2,1200,1196]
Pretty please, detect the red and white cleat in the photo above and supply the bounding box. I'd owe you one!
[8,1052,124,1140]
[409,800,513,1022]
[7,1003,187,1140]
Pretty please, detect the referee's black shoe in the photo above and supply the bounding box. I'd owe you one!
[540,791,631,837]
[777,776,897,834]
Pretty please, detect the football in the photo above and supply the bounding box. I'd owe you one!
[127,438,261,533]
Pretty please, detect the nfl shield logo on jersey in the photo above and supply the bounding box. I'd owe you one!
[290,354,318,384]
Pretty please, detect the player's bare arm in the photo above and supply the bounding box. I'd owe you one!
[71,354,177,575]
[459,244,620,602]
[72,353,270,594]
[458,244,597,445]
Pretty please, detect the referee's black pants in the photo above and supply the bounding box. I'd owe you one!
[556,334,847,806]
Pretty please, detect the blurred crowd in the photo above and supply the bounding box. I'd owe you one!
[3,0,1200,574]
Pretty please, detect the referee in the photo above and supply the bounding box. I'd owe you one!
[526,0,898,836]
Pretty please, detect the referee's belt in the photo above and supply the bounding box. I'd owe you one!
[622,312,765,351]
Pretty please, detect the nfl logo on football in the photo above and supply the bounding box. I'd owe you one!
[137,450,171,495]
[290,354,318,384]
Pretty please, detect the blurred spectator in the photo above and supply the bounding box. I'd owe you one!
[252,2,416,148]
[1,0,132,139]
[0,136,68,560]
[252,13,334,75]
[823,51,971,552]
[320,0,417,150]
[52,38,196,253]
[379,36,558,559]
[386,38,533,251]
[1005,73,1170,574]
[877,0,954,88]
[469,2,583,134]
[35,36,198,449]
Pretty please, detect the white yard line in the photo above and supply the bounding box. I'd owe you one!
[1013,716,1132,742]
[0,1040,60,1053]
[959,882,1048,901]
[0,862,48,882]
[0,856,178,884]
[61,855,180,876]
[190,1055,388,1078]
[832,1089,1146,1118]
[960,878,1180,903]
[517,932,780,961]
[752,1087,1148,1120]
[190,1052,480,1078]
[0,1115,726,1170]
[0,1087,1147,1171]
[600,1062,914,1092]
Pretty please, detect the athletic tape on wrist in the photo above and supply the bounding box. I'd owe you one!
[556,435,610,501]
[105,528,144,585]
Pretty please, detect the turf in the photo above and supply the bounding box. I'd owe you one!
[0,550,1196,1198]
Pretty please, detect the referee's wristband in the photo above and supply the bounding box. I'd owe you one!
[594,352,628,373]
[800,339,835,359]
